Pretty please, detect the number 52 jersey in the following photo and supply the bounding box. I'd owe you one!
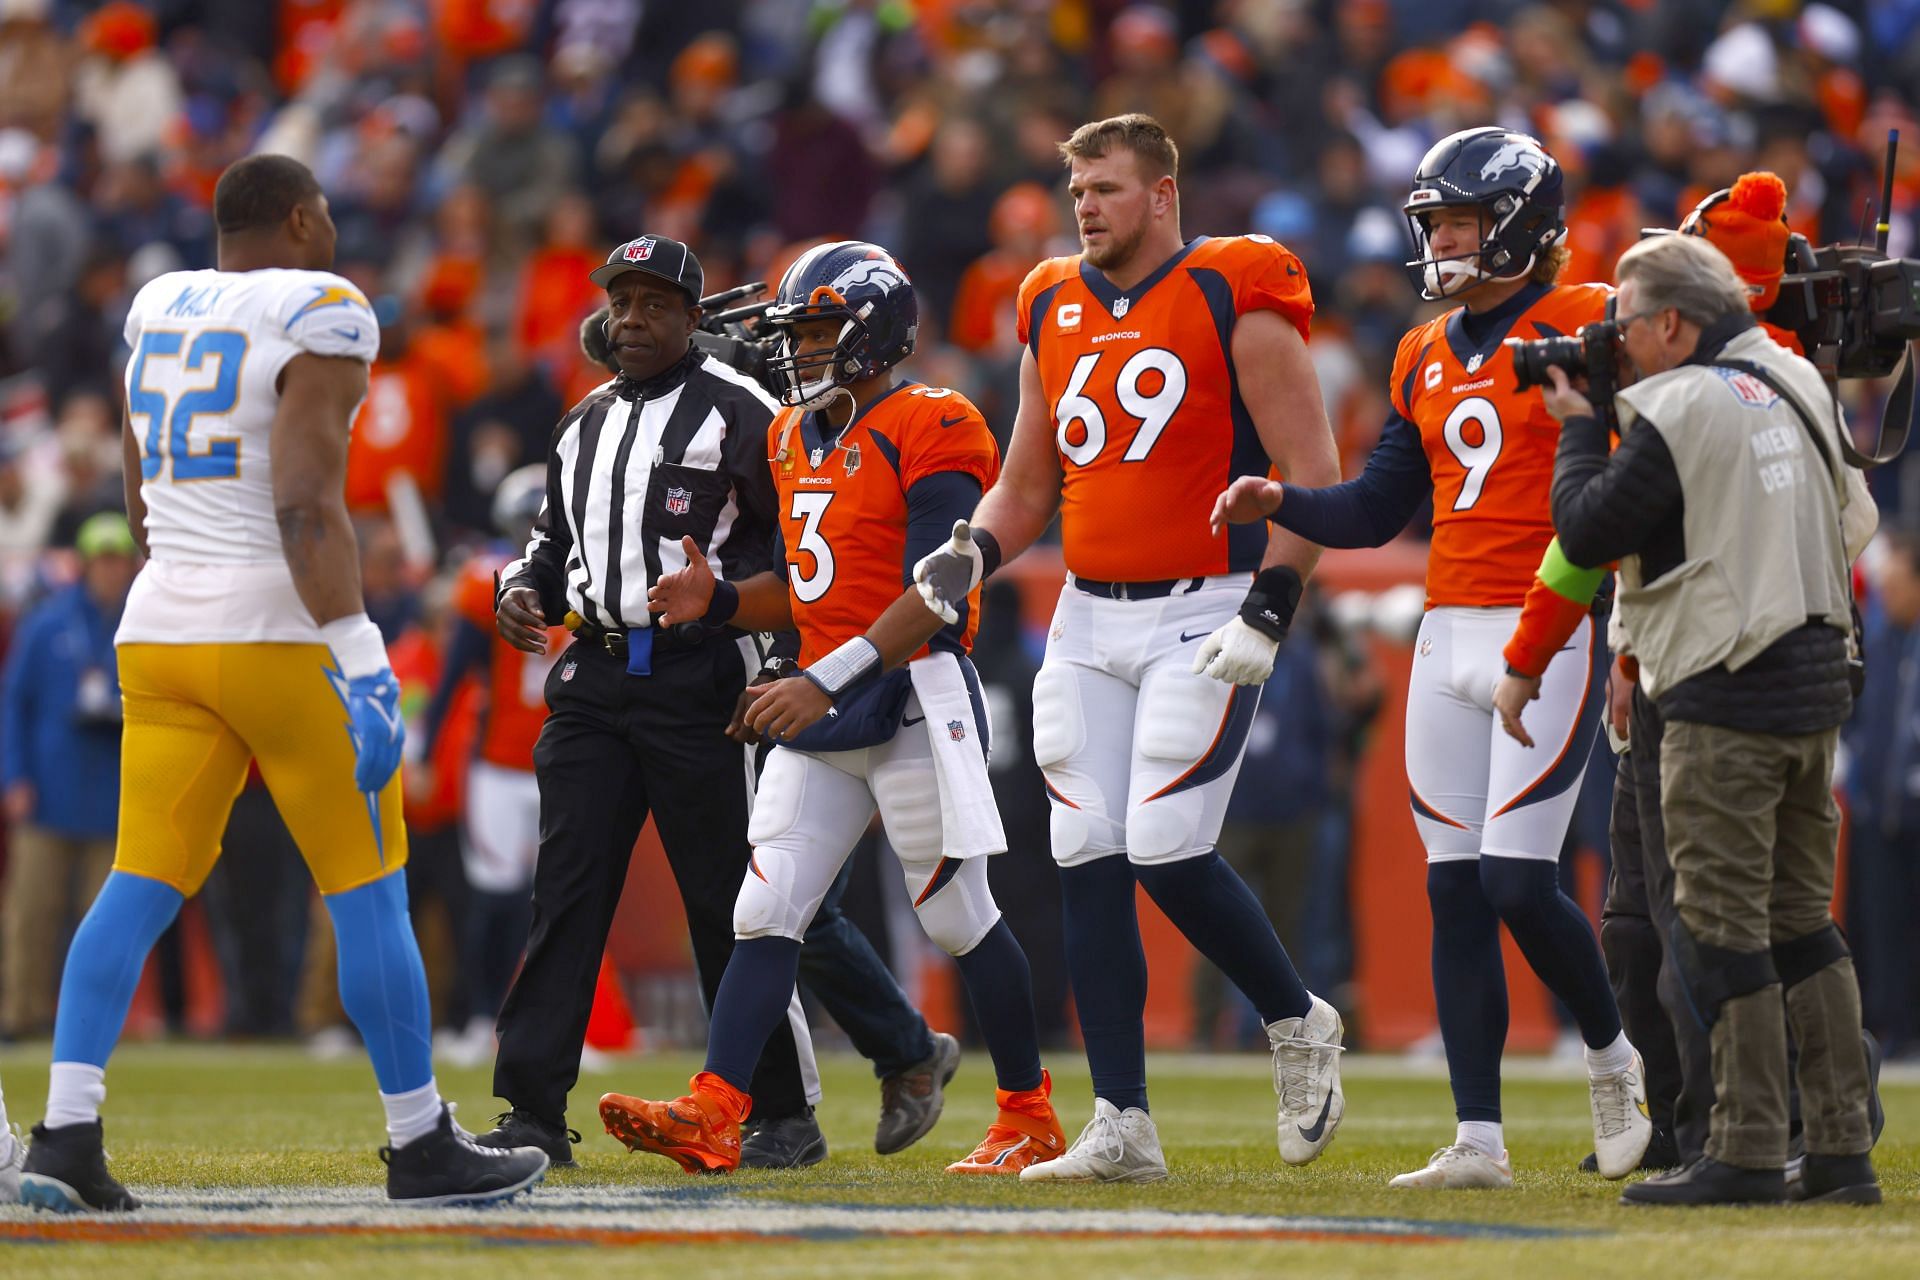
[1016,235,1314,583]
[118,268,379,644]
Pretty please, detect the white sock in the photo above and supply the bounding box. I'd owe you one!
[383,1080,444,1147]
[1456,1120,1504,1157]
[1584,1032,1635,1078]
[0,1069,9,1130]
[46,1062,107,1129]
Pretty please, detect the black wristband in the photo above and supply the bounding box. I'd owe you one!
[1239,566,1304,643]
[702,579,740,626]
[975,528,1003,579]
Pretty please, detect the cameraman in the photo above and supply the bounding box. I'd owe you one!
[1541,232,1879,1207]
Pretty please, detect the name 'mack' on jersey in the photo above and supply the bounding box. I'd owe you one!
[119,268,379,644]
[1016,235,1312,582]
[1390,282,1608,607]
[770,383,999,666]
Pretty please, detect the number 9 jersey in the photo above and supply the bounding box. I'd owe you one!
[119,268,379,644]
[1016,235,1313,583]
[1391,281,1608,606]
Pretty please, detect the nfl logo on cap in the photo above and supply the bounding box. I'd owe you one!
[624,237,657,263]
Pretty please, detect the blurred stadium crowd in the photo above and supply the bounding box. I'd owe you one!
[0,0,1917,1060]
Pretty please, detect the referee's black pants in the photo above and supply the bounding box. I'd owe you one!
[493,632,809,1126]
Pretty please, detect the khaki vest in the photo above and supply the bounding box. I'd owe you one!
[1612,328,1875,698]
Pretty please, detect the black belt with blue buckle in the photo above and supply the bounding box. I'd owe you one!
[1071,575,1208,601]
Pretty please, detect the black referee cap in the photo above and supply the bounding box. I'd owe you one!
[589,235,705,303]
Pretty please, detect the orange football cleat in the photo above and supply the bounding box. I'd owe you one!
[599,1072,748,1175]
[945,1069,1066,1174]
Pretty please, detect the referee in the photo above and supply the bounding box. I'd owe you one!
[478,234,820,1165]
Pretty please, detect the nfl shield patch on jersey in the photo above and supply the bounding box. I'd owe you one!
[665,486,692,515]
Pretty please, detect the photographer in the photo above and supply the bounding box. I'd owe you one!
[1541,232,1879,1207]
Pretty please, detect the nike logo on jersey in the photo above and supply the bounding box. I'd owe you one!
[1298,1092,1334,1144]
[333,326,362,341]
[1286,262,1300,276]
[903,714,927,726]
[938,414,966,428]
[1178,629,1210,643]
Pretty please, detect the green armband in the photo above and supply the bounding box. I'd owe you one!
[1537,538,1605,605]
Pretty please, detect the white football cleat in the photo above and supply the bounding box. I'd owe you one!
[0,1126,23,1204]
[1018,1098,1167,1183]
[1269,994,1346,1165]
[1389,1143,1515,1189]
[1589,1049,1653,1179]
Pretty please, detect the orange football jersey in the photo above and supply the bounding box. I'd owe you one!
[1390,282,1610,608]
[770,383,1000,667]
[1016,235,1313,582]
[452,554,567,770]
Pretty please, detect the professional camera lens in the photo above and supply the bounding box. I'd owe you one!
[1506,334,1588,392]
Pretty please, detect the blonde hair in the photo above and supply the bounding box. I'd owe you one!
[1530,243,1570,286]
[1058,113,1180,182]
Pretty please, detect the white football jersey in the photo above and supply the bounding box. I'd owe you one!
[118,268,378,645]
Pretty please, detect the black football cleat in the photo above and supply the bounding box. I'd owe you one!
[739,1106,827,1169]
[876,1032,961,1155]
[1620,1156,1787,1207]
[1791,1152,1881,1205]
[19,1120,140,1213]
[382,1105,549,1207]
[472,1107,580,1168]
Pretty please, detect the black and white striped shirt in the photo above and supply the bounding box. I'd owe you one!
[501,347,779,632]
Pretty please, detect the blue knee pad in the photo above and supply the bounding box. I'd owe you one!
[325,870,434,1095]
[52,871,185,1067]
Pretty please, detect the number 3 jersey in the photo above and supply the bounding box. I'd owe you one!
[768,383,1000,666]
[1016,235,1314,582]
[1390,282,1608,607]
[118,268,379,645]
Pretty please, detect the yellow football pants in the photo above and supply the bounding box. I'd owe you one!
[115,643,408,896]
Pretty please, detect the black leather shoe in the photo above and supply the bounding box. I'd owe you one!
[1580,1124,1679,1174]
[473,1108,580,1168]
[1620,1156,1788,1206]
[1865,1030,1885,1149]
[1791,1152,1880,1205]
[19,1120,139,1213]
[739,1107,827,1169]
[382,1106,548,1206]
[876,1032,961,1155]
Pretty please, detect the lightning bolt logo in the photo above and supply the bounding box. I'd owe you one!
[289,284,372,326]
[324,662,389,866]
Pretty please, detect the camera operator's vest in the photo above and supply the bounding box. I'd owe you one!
[1612,327,1872,698]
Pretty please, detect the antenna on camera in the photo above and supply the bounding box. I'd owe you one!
[1876,130,1899,254]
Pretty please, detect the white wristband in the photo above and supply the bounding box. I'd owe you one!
[801,636,881,700]
[321,613,390,681]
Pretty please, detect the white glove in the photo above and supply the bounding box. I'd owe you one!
[1191,616,1280,686]
[912,519,983,626]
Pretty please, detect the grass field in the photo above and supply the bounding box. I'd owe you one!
[0,1043,1913,1278]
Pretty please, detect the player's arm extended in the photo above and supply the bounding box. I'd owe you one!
[120,405,149,557]
[965,348,1062,571]
[271,353,370,628]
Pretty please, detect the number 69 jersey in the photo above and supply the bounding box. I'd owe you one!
[118,268,379,644]
[1391,282,1609,607]
[769,384,1000,667]
[1016,235,1313,583]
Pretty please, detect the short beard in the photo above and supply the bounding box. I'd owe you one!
[1083,219,1148,272]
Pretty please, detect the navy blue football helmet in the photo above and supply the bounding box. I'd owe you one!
[765,241,918,409]
[1402,127,1566,301]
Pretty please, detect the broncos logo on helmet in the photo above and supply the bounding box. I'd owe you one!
[1403,127,1566,301]
[766,241,919,410]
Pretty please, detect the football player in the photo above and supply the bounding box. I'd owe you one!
[599,241,1065,1175]
[912,113,1348,1182]
[18,156,548,1212]
[1213,127,1652,1188]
